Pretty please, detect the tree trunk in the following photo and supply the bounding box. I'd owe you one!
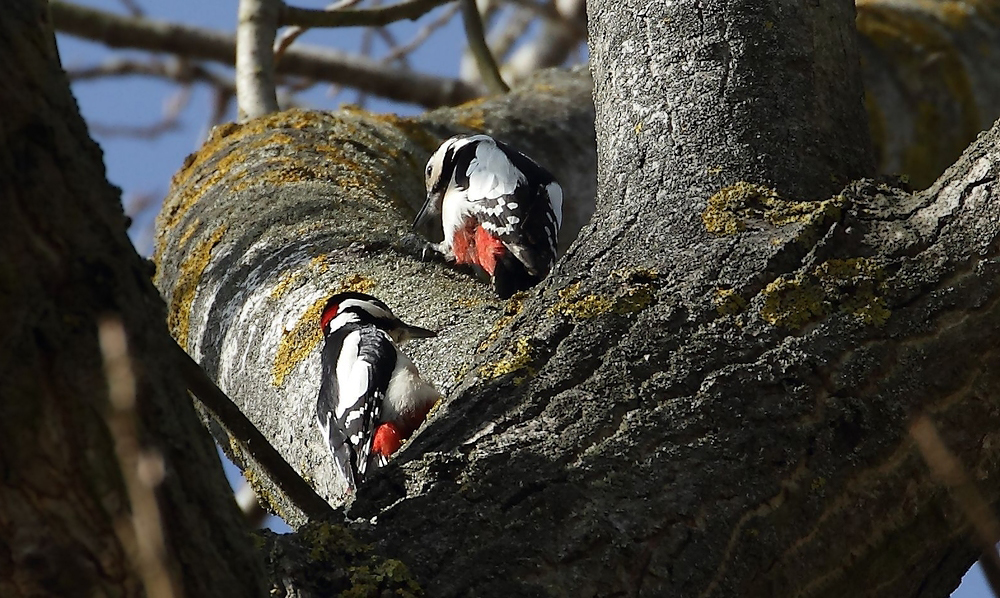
[0,2,264,596]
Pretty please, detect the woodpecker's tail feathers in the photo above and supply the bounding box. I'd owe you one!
[318,414,359,493]
[493,250,542,299]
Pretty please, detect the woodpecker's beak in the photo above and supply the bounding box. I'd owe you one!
[405,325,437,338]
[413,192,443,240]
[398,323,437,340]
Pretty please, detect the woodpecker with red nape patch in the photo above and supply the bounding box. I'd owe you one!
[413,134,563,299]
[316,292,439,492]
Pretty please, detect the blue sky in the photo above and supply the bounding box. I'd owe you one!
[54,2,992,595]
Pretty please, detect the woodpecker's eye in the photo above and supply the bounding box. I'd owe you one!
[425,165,432,177]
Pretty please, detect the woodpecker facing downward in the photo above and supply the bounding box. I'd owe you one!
[413,134,564,299]
[316,292,439,492]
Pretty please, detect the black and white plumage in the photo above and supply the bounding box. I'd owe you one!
[413,134,564,299]
[316,292,439,492]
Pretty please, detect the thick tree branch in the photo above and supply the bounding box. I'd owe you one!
[280,0,453,28]
[236,0,281,118]
[51,0,483,108]
[152,68,595,524]
[856,0,1000,187]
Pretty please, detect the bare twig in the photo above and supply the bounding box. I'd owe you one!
[89,86,192,139]
[502,19,581,84]
[118,0,144,17]
[504,0,586,38]
[460,5,530,81]
[99,317,180,598]
[237,0,280,118]
[382,2,459,64]
[280,0,454,28]
[52,1,483,108]
[123,190,161,221]
[911,416,1000,595]
[67,57,236,93]
[372,26,407,67]
[275,0,364,63]
[89,119,182,138]
[487,6,533,61]
[460,0,508,93]
[172,340,336,521]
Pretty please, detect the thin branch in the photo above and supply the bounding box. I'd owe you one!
[280,0,454,28]
[207,88,235,129]
[503,0,587,38]
[66,57,236,92]
[51,1,483,108]
[171,340,336,521]
[118,0,144,17]
[487,6,533,61]
[89,86,191,139]
[99,317,180,598]
[460,0,508,93]
[273,26,308,62]
[911,416,1000,596]
[382,2,459,64]
[275,0,364,63]
[237,0,280,118]
[372,26,407,67]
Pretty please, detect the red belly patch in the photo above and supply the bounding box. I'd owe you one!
[474,226,505,275]
[371,402,436,459]
[451,222,505,276]
[372,422,404,458]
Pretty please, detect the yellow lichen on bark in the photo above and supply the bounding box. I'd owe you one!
[758,258,891,329]
[168,224,228,349]
[270,274,379,387]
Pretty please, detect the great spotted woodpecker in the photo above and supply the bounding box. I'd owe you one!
[413,134,563,299]
[316,292,439,492]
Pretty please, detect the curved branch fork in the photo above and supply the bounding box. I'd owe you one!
[156,59,1000,593]
[349,129,1000,596]
[153,69,595,523]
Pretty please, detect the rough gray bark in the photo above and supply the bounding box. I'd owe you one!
[152,2,1000,598]
[0,1,265,596]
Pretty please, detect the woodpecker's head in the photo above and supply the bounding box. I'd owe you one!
[320,292,436,342]
[413,135,481,239]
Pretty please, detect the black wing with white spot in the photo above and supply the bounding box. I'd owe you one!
[316,323,396,491]
[455,138,563,278]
